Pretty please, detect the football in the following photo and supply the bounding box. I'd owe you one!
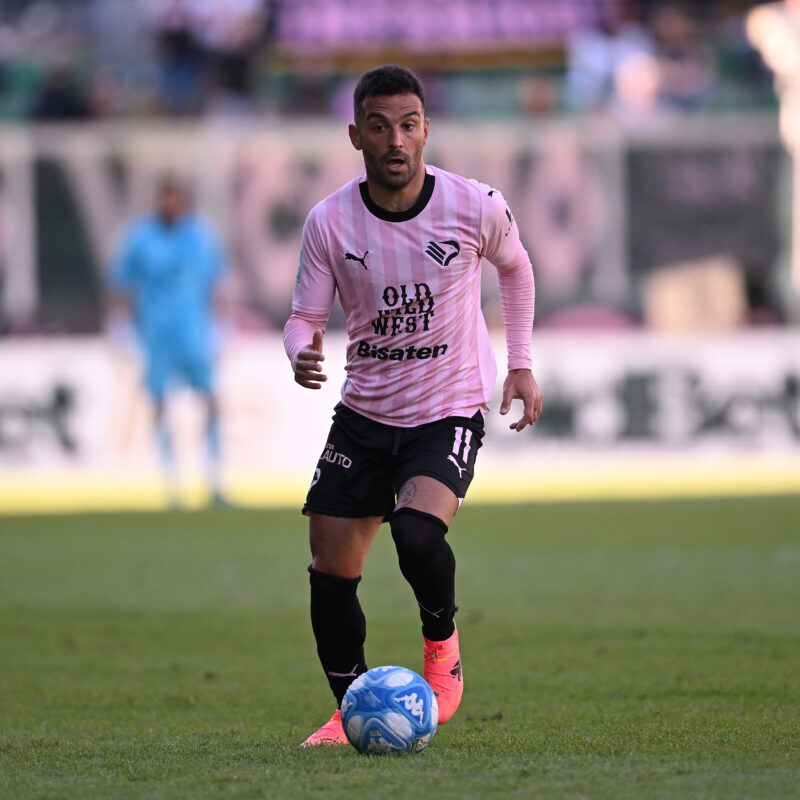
[341,665,438,755]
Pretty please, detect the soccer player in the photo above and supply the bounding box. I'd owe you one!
[110,175,228,506]
[284,65,542,746]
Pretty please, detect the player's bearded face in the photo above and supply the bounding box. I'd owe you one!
[353,94,429,192]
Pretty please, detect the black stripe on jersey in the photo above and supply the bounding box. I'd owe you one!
[359,173,435,222]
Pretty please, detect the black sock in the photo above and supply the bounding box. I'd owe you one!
[390,507,456,642]
[308,567,367,706]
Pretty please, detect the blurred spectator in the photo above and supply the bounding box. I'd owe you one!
[0,184,5,334]
[109,176,230,506]
[747,0,800,293]
[651,3,715,111]
[191,0,269,119]
[565,0,654,112]
[747,0,800,105]
[139,0,268,117]
[140,0,208,115]
[712,0,774,108]
[29,65,91,120]
[82,0,157,117]
[612,51,667,124]
[517,76,560,117]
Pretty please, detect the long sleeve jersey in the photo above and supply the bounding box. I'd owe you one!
[284,164,534,427]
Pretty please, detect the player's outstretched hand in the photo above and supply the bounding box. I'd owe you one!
[294,329,327,389]
[499,368,542,432]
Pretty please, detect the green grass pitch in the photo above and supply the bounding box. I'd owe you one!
[1,495,798,799]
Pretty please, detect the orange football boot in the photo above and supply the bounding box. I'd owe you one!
[423,625,463,723]
[300,709,349,747]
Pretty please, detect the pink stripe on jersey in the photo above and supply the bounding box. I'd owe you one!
[287,165,534,427]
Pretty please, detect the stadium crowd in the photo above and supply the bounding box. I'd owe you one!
[0,0,780,122]
[0,0,796,338]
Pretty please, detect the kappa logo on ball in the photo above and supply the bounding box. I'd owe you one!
[396,692,425,723]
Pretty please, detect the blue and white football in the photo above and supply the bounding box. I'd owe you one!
[341,665,438,755]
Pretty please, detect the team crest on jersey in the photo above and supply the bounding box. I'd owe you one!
[425,239,460,267]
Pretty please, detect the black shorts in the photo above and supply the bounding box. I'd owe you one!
[303,403,485,520]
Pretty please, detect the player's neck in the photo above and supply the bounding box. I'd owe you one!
[365,165,427,213]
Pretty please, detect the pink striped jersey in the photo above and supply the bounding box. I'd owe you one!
[284,164,535,427]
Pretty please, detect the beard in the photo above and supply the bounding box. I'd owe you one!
[363,147,422,193]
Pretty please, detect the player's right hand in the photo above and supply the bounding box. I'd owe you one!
[294,329,327,389]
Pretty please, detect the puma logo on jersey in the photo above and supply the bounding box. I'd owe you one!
[425,240,460,266]
[345,250,369,269]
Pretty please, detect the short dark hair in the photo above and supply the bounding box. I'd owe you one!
[353,64,425,121]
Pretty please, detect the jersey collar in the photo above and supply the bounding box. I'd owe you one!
[359,172,435,222]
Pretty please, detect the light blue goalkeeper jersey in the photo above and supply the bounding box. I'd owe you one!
[111,214,225,349]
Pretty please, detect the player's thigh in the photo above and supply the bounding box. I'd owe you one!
[395,475,459,525]
[394,412,485,524]
[309,513,384,578]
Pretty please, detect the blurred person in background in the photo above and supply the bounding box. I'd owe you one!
[109,176,229,507]
[565,0,654,112]
[29,64,91,120]
[612,50,666,123]
[285,64,541,746]
[650,2,715,111]
[0,186,5,334]
[190,0,269,119]
[747,0,800,126]
[747,0,800,292]
[712,0,775,108]
[141,0,208,115]
[140,0,268,117]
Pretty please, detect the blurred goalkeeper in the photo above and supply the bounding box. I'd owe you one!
[284,65,542,746]
[109,176,228,507]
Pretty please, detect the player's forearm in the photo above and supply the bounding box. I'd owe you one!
[497,261,535,371]
[283,311,329,366]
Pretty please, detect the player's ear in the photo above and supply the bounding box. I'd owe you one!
[422,117,429,146]
[348,123,362,151]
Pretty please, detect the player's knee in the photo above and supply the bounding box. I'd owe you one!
[308,565,362,593]
[390,507,449,563]
[308,567,363,612]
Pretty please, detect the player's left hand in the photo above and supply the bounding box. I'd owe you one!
[499,368,542,432]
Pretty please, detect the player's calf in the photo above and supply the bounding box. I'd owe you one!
[390,507,457,641]
[390,507,464,722]
[308,567,368,704]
